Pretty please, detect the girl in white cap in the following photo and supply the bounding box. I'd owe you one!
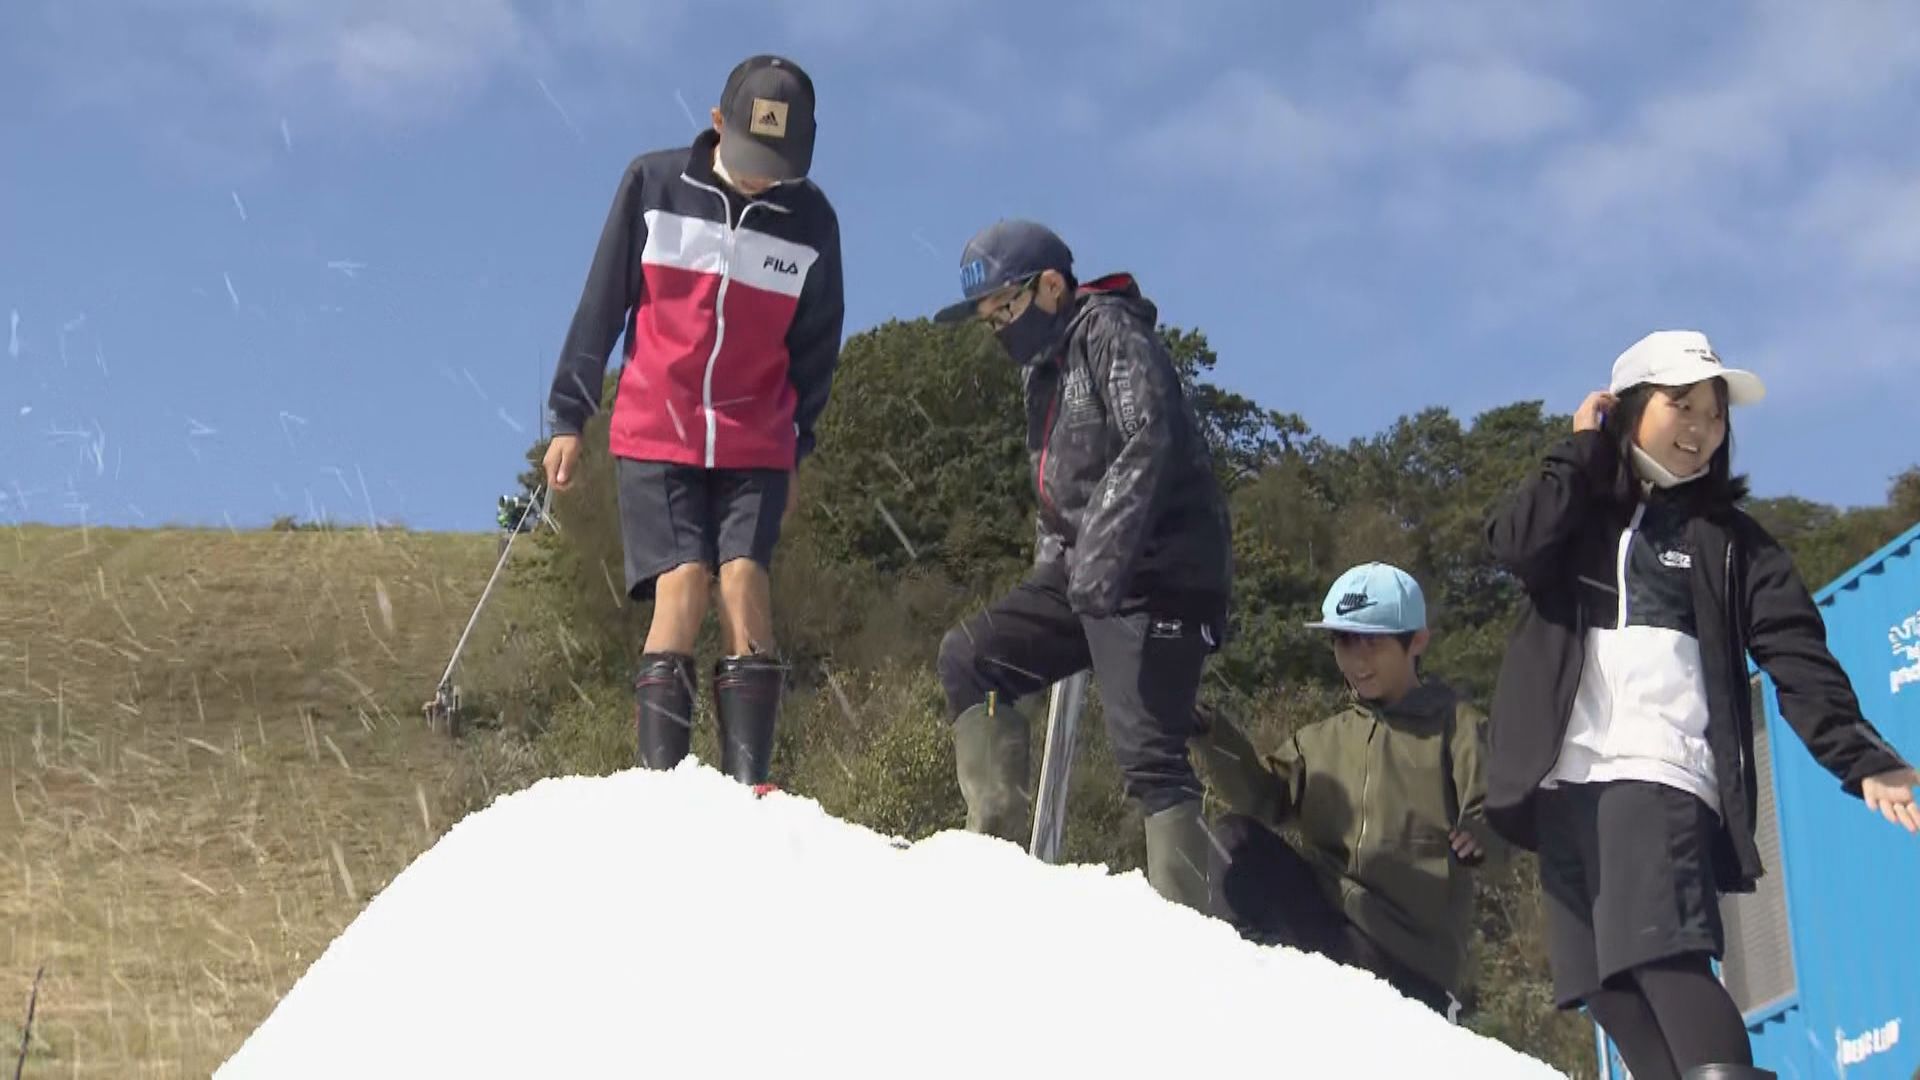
[1481,330,1918,1080]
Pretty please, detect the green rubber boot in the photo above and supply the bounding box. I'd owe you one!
[1144,800,1214,912]
[952,699,1031,843]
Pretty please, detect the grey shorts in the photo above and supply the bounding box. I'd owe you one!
[614,458,790,601]
[1535,780,1725,1009]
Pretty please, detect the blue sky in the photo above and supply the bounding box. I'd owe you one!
[4,0,1918,532]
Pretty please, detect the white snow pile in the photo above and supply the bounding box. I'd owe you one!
[217,764,1561,1079]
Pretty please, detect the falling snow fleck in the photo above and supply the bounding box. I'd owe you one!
[356,464,379,534]
[8,310,18,358]
[323,466,354,500]
[279,411,308,450]
[664,399,688,444]
[880,451,915,489]
[875,498,918,560]
[374,579,396,634]
[281,117,294,152]
[327,260,366,278]
[232,191,249,222]
[673,90,701,131]
[224,273,241,313]
[497,407,525,434]
[534,77,585,143]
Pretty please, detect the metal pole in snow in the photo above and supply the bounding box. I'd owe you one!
[1029,671,1089,864]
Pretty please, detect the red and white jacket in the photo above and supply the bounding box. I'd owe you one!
[547,129,845,471]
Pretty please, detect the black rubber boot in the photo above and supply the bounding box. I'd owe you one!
[1683,1066,1775,1080]
[634,653,697,770]
[713,654,785,786]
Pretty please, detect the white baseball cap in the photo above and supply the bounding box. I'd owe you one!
[1609,330,1766,406]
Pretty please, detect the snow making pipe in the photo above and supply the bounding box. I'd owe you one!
[435,483,547,693]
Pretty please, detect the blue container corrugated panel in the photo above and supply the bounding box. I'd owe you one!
[1594,521,1920,1080]
[1755,521,1920,1079]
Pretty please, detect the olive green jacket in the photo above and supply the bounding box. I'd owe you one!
[1193,681,1506,994]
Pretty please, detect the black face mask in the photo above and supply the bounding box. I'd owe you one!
[993,298,1072,367]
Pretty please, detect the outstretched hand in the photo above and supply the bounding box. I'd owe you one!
[1863,767,1920,834]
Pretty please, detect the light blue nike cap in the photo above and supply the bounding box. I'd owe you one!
[1304,562,1427,634]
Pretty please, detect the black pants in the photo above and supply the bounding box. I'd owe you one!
[1209,814,1455,1018]
[936,572,1219,814]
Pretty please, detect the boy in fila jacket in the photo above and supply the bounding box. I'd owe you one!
[542,54,845,789]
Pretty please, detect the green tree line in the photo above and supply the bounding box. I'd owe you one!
[461,316,1918,1077]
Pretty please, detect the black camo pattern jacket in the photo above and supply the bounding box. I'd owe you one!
[1024,273,1232,620]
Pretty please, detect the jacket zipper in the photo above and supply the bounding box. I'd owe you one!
[1354,714,1378,874]
[1616,502,1646,625]
[677,173,776,469]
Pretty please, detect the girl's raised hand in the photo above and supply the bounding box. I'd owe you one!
[1862,767,1920,834]
[1574,391,1617,434]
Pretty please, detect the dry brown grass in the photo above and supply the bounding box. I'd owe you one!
[0,523,498,1078]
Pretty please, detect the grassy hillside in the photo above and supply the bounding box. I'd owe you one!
[0,524,499,1079]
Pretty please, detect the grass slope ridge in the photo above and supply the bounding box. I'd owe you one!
[1,525,495,1079]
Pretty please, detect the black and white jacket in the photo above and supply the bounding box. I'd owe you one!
[1483,430,1909,892]
[1549,488,1724,811]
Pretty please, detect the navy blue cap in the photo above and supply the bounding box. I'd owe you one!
[933,220,1075,324]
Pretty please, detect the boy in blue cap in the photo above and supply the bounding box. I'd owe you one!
[928,219,1233,911]
[1192,562,1503,1017]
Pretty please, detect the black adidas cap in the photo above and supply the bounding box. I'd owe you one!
[718,55,817,182]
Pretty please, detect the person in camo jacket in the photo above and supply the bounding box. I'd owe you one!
[1193,563,1504,1022]
[542,54,845,790]
[927,219,1233,912]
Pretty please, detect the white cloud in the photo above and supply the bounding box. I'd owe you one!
[25,0,971,134]
[753,0,966,49]
[29,0,532,130]
[887,86,1000,149]
[1536,4,1920,227]
[1364,0,1599,59]
[1055,88,1103,136]
[1794,165,1920,275]
[1127,70,1365,186]
[1395,61,1585,146]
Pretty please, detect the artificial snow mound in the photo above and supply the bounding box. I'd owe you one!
[217,764,1561,1079]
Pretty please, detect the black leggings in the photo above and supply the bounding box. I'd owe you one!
[1586,954,1751,1080]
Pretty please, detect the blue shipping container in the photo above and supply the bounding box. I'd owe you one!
[1599,520,1920,1080]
